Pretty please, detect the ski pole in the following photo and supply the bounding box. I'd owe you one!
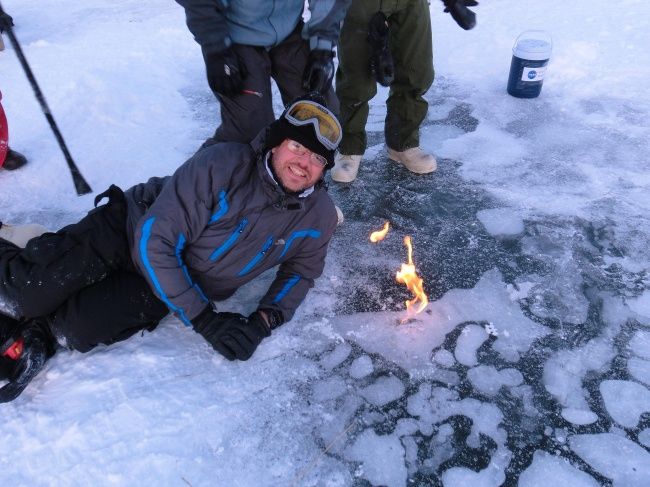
[0,3,92,195]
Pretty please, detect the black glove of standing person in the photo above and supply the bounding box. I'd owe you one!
[442,0,478,30]
[367,12,394,87]
[192,308,270,361]
[302,49,335,94]
[0,12,14,33]
[204,47,246,96]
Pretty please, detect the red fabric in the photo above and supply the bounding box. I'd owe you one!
[0,90,8,166]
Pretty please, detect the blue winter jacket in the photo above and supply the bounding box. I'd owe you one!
[175,0,351,53]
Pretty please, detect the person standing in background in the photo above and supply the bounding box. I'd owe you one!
[331,0,437,183]
[0,90,28,171]
[175,0,351,149]
[0,12,28,171]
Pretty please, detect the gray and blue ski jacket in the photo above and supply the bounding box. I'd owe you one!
[175,0,352,53]
[124,135,337,326]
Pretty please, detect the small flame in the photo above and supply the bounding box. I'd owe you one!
[370,221,390,243]
[395,236,428,321]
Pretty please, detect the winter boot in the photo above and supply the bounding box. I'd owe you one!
[331,154,362,183]
[1,148,28,171]
[387,147,437,174]
[0,221,50,248]
[0,317,56,403]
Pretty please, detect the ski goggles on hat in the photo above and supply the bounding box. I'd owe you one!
[283,100,342,151]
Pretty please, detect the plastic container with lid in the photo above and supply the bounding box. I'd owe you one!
[507,31,552,98]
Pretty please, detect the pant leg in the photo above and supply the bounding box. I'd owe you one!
[0,186,132,319]
[207,45,275,144]
[334,0,381,156]
[384,0,434,151]
[50,271,168,353]
[270,24,339,115]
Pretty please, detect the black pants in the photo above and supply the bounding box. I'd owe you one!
[204,23,339,146]
[0,186,168,352]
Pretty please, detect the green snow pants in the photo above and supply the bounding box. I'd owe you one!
[335,0,434,155]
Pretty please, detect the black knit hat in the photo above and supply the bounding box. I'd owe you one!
[266,94,340,170]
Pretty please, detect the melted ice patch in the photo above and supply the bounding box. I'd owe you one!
[332,269,549,375]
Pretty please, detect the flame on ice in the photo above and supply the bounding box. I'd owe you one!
[396,236,428,321]
[370,221,390,243]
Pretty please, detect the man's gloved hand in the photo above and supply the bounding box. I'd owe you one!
[192,308,270,361]
[0,12,14,33]
[204,47,246,97]
[367,12,394,87]
[302,49,335,94]
[442,0,478,30]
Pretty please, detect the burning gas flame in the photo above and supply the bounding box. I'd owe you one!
[395,236,428,320]
[370,221,390,243]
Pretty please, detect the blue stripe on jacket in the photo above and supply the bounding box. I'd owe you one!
[210,218,249,261]
[278,229,321,259]
[273,274,301,303]
[238,235,274,276]
[140,217,192,326]
[175,233,209,303]
[209,190,229,223]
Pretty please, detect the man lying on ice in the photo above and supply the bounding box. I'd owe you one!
[0,95,341,403]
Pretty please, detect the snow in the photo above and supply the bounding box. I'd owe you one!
[348,355,374,379]
[627,357,650,387]
[346,429,407,487]
[519,451,599,487]
[467,365,523,397]
[627,290,650,319]
[629,330,650,360]
[2,0,650,485]
[476,208,524,237]
[599,380,650,429]
[569,433,650,487]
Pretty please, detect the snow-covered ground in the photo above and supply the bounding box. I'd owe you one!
[1,1,650,485]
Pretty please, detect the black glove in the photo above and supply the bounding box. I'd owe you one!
[302,49,335,94]
[367,12,394,87]
[0,12,14,33]
[204,47,246,97]
[442,0,478,30]
[192,309,270,361]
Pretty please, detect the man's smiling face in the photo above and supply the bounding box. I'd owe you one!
[270,139,326,193]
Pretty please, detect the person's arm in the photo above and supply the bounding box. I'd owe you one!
[175,0,231,53]
[303,0,352,51]
[301,0,352,92]
[132,148,231,325]
[258,207,338,325]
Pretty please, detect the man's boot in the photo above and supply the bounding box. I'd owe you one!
[0,317,56,402]
[331,154,362,183]
[1,148,28,171]
[387,147,437,174]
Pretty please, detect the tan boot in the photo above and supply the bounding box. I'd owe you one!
[387,147,437,174]
[331,154,362,183]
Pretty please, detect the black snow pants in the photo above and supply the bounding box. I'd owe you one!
[204,22,339,146]
[0,186,168,352]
